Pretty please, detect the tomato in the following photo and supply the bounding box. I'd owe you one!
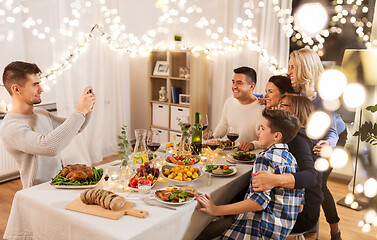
[147,177,154,184]
[223,165,229,170]
[129,178,138,186]
[177,161,184,165]
[171,158,177,164]
[167,156,174,162]
[187,155,195,158]
[188,160,194,165]
[177,156,183,160]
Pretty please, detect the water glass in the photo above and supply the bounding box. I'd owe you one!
[138,179,152,199]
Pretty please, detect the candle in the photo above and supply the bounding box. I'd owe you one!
[111,173,119,181]
[7,103,12,111]
[0,100,6,113]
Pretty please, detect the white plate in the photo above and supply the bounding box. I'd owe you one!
[154,187,196,205]
[51,183,99,189]
[202,165,237,177]
[227,152,256,164]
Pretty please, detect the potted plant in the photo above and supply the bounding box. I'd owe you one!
[353,104,377,145]
[174,34,182,41]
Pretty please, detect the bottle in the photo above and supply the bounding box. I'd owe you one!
[191,112,202,155]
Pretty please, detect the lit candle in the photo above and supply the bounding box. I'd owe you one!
[111,172,119,181]
[0,100,6,113]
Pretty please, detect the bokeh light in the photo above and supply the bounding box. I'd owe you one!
[314,158,329,171]
[364,178,377,198]
[329,148,348,168]
[306,111,331,139]
[323,99,341,111]
[294,3,328,36]
[343,83,366,109]
[361,223,371,233]
[318,69,347,101]
[355,183,364,193]
[345,193,354,205]
[351,201,359,209]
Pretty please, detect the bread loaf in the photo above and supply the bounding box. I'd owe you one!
[80,189,126,211]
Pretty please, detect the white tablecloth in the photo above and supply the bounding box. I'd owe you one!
[4,150,258,240]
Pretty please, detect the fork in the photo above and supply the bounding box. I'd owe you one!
[142,198,176,210]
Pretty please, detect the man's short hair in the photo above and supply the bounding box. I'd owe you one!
[262,108,300,143]
[2,61,41,95]
[233,66,257,85]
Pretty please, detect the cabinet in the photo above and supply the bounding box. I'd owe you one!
[147,50,208,142]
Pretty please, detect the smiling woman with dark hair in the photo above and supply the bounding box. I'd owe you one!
[264,75,295,109]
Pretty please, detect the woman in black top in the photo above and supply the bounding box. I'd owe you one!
[252,94,322,233]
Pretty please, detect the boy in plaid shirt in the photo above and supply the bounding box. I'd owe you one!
[196,109,304,240]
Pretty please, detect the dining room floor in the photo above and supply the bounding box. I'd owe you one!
[1,155,376,240]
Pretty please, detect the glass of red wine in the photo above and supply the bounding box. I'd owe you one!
[147,130,161,160]
[227,127,239,150]
[206,138,220,164]
[181,115,191,131]
[200,114,208,132]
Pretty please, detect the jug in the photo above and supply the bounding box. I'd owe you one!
[134,129,147,153]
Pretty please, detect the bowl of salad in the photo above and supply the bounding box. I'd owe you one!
[165,155,200,166]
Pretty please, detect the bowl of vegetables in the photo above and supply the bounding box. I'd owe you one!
[166,155,200,166]
[161,165,202,186]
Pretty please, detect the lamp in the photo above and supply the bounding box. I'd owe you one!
[336,49,377,210]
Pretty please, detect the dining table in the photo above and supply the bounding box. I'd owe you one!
[3,148,260,240]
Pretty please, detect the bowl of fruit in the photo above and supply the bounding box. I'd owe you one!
[161,165,202,186]
[128,162,159,190]
[166,155,200,166]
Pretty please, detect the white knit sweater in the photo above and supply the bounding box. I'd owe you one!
[213,97,264,149]
[0,107,90,188]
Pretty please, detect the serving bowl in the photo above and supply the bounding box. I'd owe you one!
[161,165,202,186]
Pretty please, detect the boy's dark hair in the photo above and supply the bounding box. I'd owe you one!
[268,75,295,94]
[262,108,300,143]
[233,66,257,85]
[2,61,41,95]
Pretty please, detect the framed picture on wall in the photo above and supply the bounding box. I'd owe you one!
[153,61,169,76]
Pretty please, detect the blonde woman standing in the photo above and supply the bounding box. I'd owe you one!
[288,48,345,240]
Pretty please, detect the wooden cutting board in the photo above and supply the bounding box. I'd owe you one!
[65,198,149,220]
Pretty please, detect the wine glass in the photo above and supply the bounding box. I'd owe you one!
[181,115,191,131]
[200,114,209,132]
[206,138,220,164]
[227,127,239,150]
[147,130,161,160]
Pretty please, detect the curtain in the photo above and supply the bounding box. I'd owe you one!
[208,0,292,129]
[0,0,291,164]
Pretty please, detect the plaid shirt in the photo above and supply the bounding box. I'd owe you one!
[221,143,304,240]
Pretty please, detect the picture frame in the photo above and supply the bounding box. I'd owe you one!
[153,61,169,76]
[179,94,190,105]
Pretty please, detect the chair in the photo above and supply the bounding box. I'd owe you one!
[288,221,319,240]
